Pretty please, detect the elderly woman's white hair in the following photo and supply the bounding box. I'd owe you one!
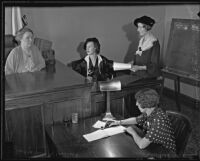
[15,27,34,42]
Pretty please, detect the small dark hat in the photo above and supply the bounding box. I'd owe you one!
[134,15,155,27]
[198,11,200,17]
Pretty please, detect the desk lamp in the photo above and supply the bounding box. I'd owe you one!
[99,80,121,121]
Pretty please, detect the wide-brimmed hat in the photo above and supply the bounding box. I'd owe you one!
[134,15,155,27]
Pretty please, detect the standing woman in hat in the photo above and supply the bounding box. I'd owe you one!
[130,15,161,79]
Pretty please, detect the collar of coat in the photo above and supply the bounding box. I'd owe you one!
[84,54,103,75]
[138,32,157,52]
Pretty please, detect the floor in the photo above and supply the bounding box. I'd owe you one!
[160,95,200,158]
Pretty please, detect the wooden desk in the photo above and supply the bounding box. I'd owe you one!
[5,61,93,158]
[4,61,163,158]
[162,68,200,111]
[45,116,176,158]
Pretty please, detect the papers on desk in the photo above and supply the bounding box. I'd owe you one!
[83,125,126,142]
[92,120,107,129]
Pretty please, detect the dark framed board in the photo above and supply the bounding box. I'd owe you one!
[164,18,200,80]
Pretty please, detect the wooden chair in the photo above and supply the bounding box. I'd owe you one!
[34,37,55,65]
[166,110,192,157]
[5,34,18,63]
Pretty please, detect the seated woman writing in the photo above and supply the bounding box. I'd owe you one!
[5,27,45,75]
[109,88,176,154]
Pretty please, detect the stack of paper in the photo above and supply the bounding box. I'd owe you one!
[83,125,126,142]
[113,62,132,71]
[92,120,107,129]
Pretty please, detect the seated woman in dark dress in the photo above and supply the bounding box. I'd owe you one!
[71,37,132,82]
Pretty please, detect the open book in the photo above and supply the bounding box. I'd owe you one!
[83,125,126,142]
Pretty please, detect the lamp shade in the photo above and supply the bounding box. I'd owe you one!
[99,80,121,91]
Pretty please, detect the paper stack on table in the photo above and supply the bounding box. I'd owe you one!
[83,120,126,142]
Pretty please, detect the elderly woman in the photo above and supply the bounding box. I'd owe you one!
[109,88,176,154]
[5,27,45,75]
[129,15,161,79]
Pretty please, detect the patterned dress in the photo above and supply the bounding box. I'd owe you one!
[136,108,176,153]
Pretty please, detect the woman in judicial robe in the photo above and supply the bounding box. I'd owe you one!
[71,37,115,81]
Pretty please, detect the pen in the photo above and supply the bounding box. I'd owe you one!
[101,120,108,130]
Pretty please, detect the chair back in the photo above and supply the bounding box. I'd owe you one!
[34,37,55,65]
[166,110,192,157]
[5,34,18,62]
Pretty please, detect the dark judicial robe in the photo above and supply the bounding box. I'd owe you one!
[71,55,115,81]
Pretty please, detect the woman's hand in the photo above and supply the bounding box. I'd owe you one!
[130,65,140,72]
[109,120,120,127]
[130,65,146,72]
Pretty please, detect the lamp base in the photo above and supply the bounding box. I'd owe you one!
[102,112,115,121]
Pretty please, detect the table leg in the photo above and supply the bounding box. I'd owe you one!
[174,77,181,111]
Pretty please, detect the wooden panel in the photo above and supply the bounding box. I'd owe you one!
[5,105,46,158]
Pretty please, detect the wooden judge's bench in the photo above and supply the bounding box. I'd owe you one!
[4,60,163,158]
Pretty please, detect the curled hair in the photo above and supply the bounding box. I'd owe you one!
[142,24,152,31]
[83,37,100,54]
[135,88,160,109]
[15,27,34,42]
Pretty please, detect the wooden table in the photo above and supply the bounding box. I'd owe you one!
[4,60,164,158]
[4,61,93,158]
[45,116,176,158]
[162,68,200,111]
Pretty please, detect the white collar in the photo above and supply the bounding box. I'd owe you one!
[84,55,103,75]
[138,32,157,52]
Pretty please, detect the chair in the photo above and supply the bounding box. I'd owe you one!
[34,37,55,65]
[166,110,192,157]
[5,34,18,63]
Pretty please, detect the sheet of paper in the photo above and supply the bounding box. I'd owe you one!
[83,126,126,142]
[104,126,126,136]
[92,120,106,129]
[83,129,109,142]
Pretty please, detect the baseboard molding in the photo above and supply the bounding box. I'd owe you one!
[163,87,200,110]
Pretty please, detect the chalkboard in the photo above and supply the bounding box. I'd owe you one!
[165,18,200,80]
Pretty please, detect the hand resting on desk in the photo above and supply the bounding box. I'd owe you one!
[108,120,121,128]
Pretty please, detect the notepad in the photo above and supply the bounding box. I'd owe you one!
[83,126,126,142]
[92,120,106,129]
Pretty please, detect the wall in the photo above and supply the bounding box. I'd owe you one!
[163,4,200,100]
[5,8,12,34]
[20,6,165,64]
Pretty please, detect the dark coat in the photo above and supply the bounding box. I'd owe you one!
[71,55,115,81]
[133,40,161,78]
